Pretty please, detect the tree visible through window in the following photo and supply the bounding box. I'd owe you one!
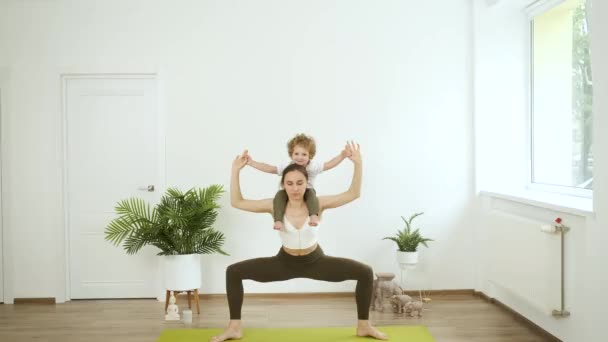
[571,2,593,189]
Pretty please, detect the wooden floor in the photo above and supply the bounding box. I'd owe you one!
[0,293,552,342]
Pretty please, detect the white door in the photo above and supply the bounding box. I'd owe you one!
[66,76,162,299]
[0,88,4,303]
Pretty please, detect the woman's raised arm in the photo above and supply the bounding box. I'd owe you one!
[230,150,273,213]
[317,141,362,211]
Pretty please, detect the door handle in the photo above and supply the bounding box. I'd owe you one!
[138,185,155,192]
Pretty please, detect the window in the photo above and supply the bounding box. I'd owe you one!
[530,0,593,194]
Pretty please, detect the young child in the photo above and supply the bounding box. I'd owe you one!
[246,133,351,230]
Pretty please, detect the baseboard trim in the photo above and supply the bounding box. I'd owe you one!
[473,291,562,342]
[403,289,475,296]
[14,297,56,305]
[200,292,353,300]
[199,289,475,300]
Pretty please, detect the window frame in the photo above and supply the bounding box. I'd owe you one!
[526,0,593,199]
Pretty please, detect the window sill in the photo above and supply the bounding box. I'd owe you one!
[479,189,594,217]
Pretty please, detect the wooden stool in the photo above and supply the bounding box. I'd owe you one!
[165,289,200,314]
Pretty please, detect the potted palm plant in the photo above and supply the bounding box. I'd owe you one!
[383,212,433,268]
[104,185,228,291]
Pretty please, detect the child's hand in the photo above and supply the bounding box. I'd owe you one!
[341,147,353,158]
[232,150,249,171]
[345,141,361,163]
[243,150,252,165]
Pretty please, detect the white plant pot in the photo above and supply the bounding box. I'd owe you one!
[162,254,201,291]
[397,251,418,268]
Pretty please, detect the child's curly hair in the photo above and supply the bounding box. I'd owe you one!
[287,133,317,159]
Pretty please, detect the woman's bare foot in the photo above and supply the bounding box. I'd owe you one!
[273,221,283,230]
[356,320,388,340]
[309,215,319,226]
[210,320,243,342]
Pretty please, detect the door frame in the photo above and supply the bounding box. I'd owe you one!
[0,68,12,304]
[61,73,166,302]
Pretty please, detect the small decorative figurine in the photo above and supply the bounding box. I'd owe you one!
[390,294,412,314]
[165,291,180,321]
[371,273,404,312]
[406,300,424,317]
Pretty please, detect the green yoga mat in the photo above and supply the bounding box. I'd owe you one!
[157,326,434,341]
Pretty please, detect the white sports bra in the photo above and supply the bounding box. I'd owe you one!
[279,216,319,249]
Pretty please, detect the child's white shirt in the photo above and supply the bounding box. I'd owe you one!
[276,160,324,188]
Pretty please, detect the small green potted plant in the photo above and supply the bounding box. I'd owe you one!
[105,185,228,291]
[383,212,433,268]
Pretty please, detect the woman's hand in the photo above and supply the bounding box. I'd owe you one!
[345,141,361,164]
[232,150,249,172]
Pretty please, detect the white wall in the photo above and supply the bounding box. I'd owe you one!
[474,0,608,341]
[0,0,475,300]
[473,1,530,193]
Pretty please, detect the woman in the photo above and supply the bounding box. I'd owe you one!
[211,142,387,342]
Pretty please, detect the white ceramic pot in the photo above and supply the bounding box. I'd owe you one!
[162,254,201,290]
[396,251,418,267]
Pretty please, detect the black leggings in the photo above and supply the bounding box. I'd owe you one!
[225,245,373,320]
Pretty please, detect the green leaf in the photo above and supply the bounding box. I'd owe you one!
[383,212,432,252]
[104,185,228,256]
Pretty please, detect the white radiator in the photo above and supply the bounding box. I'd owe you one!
[484,208,562,315]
